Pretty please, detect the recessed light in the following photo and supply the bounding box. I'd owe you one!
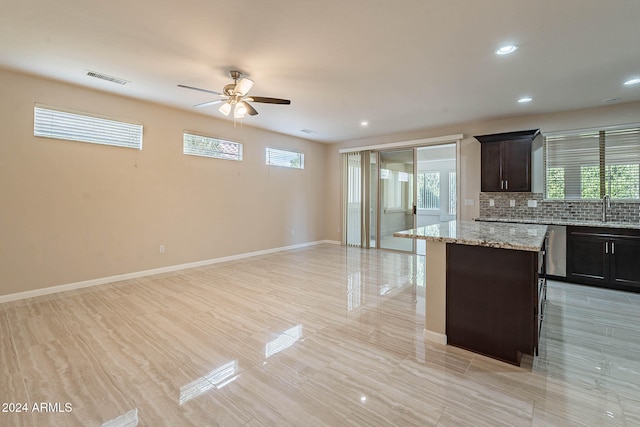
[624,77,640,86]
[496,45,518,55]
[360,121,369,126]
[518,96,532,103]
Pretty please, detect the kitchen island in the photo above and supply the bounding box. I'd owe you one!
[395,220,547,365]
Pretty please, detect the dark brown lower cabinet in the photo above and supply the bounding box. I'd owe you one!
[567,226,640,292]
[446,244,544,366]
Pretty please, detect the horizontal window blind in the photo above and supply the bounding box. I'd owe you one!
[34,104,142,149]
[544,125,640,200]
[183,132,243,161]
[266,147,304,169]
[604,127,640,199]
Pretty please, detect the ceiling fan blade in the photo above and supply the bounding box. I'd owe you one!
[194,99,224,108]
[247,97,291,105]
[234,78,254,96]
[244,102,258,116]
[177,84,222,95]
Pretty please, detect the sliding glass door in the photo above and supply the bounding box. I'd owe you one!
[414,144,457,255]
[342,140,458,255]
[378,149,415,252]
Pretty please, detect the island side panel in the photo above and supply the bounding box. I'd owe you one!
[445,243,537,365]
[424,240,447,344]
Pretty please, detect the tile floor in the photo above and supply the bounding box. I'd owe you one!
[1,244,639,426]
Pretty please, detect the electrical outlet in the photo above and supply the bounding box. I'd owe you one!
[527,200,537,208]
[159,244,165,253]
[510,200,516,207]
[489,199,495,207]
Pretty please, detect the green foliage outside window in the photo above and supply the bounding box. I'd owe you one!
[185,134,221,152]
[290,157,301,168]
[580,165,600,199]
[183,132,242,161]
[607,164,640,199]
[546,168,565,199]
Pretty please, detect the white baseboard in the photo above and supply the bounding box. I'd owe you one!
[0,240,337,304]
[424,329,447,345]
[322,240,341,245]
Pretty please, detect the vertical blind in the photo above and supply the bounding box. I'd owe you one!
[346,152,362,247]
[34,104,143,150]
[417,172,440,209]
[544,125,640,200]
[449,171,457,215]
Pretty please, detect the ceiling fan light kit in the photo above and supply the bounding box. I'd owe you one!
[179,70,291,122]
[219,102,232,116]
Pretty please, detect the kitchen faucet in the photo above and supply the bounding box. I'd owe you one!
[602,194,611,222]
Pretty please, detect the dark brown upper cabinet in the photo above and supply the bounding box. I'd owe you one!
[475,129,540,192]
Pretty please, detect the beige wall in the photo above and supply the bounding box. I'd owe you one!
[324,101,640,242]
[3,66,638,298]
[0,68,327,297]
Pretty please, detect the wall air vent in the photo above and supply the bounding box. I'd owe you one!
[86,70,129,85]
[300,129,317,134]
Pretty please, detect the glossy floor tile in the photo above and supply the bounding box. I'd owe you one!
[1,245,640,426]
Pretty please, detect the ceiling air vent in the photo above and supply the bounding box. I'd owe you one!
[300,129,317,134]
[86,70,129,85]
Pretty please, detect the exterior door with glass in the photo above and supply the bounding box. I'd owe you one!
[378,149,415,252]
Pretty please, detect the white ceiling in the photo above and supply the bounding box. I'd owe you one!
[1,0,639,143]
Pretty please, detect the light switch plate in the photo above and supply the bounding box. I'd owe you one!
[464,199,475,206]
[510,200,516,207]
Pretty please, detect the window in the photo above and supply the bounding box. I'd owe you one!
[417,172,440,209]
[266,147,304,169]
[183,132,243,161]
[34,104,142,149]
[347,154,361,203]
[381,169,405,209]
[604,128,640,199]
[448,170,457,215]
[544,126,640,200]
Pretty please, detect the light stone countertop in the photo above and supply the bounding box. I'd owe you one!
[477,217,640,230]
[394,220,547,252]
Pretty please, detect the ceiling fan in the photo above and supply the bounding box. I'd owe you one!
[178,71,291,119]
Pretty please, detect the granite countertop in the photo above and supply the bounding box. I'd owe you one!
[394,220,547,252]
[477,217,640,230]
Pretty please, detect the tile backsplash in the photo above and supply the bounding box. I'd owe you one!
[479,193,640,223]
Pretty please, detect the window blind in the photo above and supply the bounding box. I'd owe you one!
[417,172,440,209]
[183,132,243,161]
[544,125,640,200]
[449,171,457,215]
[265,147,304,169]
[604,127,640,199]
[34,104,143,150]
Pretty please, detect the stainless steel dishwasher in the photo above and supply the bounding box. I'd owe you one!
[546,225,566,278]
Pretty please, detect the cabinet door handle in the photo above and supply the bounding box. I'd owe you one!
[505,180,508,190]
[501,180,504,190]
[605,242,608,254]
[612,242,615,254]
